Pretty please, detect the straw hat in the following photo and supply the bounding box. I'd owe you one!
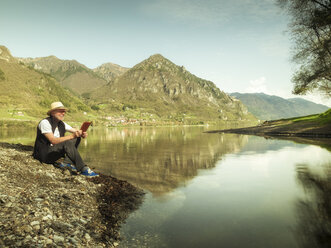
[47,102,68,116]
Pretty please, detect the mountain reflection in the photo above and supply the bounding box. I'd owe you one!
[81,127,248,196]
[295,162,331,248]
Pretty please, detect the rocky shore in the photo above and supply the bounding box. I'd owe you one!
[0,142,144,247]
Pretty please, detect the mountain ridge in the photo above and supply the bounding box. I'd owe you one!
[18,55,108,95]
[90,54,256,123]
[1,45,257,125]
[93,62,129,82]
[230,92,329,120]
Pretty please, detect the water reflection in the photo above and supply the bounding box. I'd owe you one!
[0,127,35,145]
[80,127,248,196]
[119,138,331,248]
[295,162,331,248]
[1,126,331,247]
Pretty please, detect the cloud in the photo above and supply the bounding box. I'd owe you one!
[141,0,228,25]
[245,76,269,93]
[140,0,281,26]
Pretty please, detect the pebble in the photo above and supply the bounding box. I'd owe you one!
[53,235,65,243]
[45,238,53,245]
[45,172,54,178]
[80,218,88,224]
[69,237,78,244]
[30,221,40,226]
[84,233,91,241]
[0,144,143,247]
[42,214,53,221]
[5,202,12,207]
[33,225,40,231]
[22,225,33,233]
[8,196,16,202]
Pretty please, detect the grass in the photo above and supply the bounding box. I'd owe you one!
[291,109,331,124]
[267,109,331,126]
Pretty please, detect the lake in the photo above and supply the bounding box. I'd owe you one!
[1,126,330,248]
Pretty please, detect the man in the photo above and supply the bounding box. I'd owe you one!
[33,101,98,177]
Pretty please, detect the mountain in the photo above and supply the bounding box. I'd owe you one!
[19,56,107,95]
[90,54,256,123]
[288,97,329,114]
[0,46,91,120]
[93,62,129,82]
[230,92,329,120]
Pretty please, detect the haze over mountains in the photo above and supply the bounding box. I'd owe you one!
[230,92,329,120]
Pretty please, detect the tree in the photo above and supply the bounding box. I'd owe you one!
[277,0,331,97]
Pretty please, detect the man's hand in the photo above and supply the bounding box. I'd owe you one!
[73,130,83,138]
[82,132,88,138]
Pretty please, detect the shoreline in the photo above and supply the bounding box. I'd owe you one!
[0,142,144,247]
[206,115,331,150]
[0,118,257,129]
[206,119,331,138]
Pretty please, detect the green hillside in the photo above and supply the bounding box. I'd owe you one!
[0,46,93,127]
[208,109,331,142]
[230,92,329,120]
[1,46,257,127]
[19,56,107,95]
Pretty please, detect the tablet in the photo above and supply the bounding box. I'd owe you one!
[80,121,92,132]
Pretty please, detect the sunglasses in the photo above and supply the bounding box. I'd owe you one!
[55,109,67,113]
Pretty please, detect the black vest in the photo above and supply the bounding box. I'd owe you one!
[33,117,66,162]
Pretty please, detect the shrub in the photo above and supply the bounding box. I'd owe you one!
[0,69,5,81]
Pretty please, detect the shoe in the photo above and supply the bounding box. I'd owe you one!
[53,162,77,173]
[63,163,77,172]
[80,168,99,177]
[53,162,66,169]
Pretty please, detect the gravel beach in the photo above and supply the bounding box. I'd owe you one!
[0,142,144,247]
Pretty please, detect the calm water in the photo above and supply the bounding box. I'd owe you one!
[1,126,330,248]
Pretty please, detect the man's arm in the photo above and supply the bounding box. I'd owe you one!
[68,128,87,138]
[44,131,81,145]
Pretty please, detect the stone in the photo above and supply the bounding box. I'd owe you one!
[22,225,33,233]
[69,237,78,244]
[80,218,87,224]
[8,196,16,202]
[45,239,53,245]
[30,221,40,226]
[42,214,53,221]
[5,202,12,207]
[84,233,91,241]
[53,235,64,243]
[0,143,144,247]
[45,172,54,178]
[33,225,40,231]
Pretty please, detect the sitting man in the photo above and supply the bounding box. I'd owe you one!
[33,101,98,177]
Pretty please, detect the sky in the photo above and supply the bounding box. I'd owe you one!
[1,0,330,106]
